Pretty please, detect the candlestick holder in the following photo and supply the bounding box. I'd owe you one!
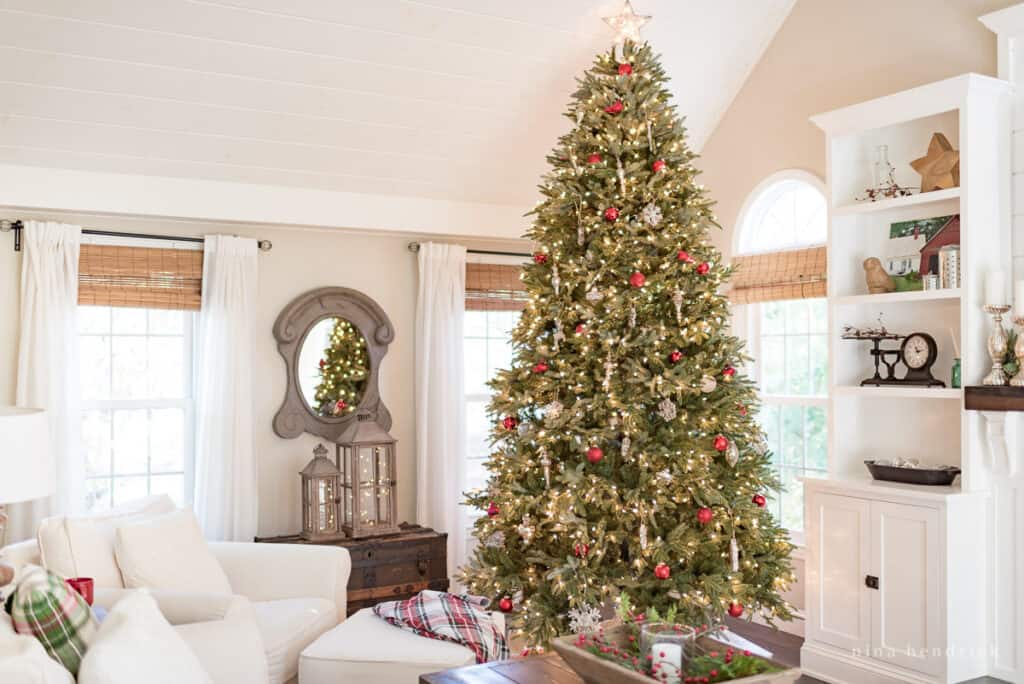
[983,305,1012,386]
[1012,316,1024,387]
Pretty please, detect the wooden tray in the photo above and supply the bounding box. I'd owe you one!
[551,624,799,684]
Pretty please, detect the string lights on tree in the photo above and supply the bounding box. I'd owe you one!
[458,4,795,648]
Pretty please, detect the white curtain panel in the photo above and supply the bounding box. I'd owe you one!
[193,235,259,542]
[415,243,468,579]
[8,221,83,541]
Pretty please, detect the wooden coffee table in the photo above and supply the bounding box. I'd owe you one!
[420,653,582,683]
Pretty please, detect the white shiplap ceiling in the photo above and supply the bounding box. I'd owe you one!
[0,0,793,209]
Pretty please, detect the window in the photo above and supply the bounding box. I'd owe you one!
[464,309,519,496]
[79,306,195,512]
[734,171,828,538]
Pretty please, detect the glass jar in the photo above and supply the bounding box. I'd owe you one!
[951,358,962,389]
[640,622,696,684]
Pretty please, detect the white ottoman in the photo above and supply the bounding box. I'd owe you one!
[299,608,501,684]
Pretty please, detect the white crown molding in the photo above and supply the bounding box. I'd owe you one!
[0,163,529,239]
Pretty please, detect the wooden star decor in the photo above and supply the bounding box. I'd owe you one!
[911,133,960,192]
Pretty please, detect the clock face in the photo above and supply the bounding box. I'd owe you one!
[903,334,932,369]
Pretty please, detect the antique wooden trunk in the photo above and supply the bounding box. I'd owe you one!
[255,523,449,615]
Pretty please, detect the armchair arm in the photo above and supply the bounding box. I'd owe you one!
[209,542,350,621]
[0,540,42,572]
[93,588,254,625]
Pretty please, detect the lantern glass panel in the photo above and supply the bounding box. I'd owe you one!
[377,485,392,525]
[376,446,389,481]
[358,446,374,484]
[341,445,352,485]
[344,488,352,525]
[360,484,375,525]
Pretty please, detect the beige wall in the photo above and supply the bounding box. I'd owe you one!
[700,0,1016,258]
[0,209,525,536]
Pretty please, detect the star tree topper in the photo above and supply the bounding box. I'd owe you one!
[602,1,651,44]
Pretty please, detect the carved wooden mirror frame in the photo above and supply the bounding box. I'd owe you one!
[273,287,394,441]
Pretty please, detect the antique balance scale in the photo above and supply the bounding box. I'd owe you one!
[842,317,945,387]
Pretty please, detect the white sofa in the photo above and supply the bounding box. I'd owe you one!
[0,534,351,684]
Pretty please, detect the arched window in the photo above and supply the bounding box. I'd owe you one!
[735,171,827,540]
[736,172,827,254]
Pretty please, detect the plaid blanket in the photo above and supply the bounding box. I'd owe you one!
[373,590,509,663]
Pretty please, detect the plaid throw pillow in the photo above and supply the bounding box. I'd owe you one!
[10,566,98,675]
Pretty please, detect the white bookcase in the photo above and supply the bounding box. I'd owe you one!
[800,74,1012,684]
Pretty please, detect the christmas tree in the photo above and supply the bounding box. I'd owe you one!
[313,318,369,417]
[459,40,795,647]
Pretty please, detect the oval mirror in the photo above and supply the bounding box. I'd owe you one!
[297,316,370,417]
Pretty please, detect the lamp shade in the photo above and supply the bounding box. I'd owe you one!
[0,407,54,505]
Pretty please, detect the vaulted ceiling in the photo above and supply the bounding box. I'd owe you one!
[0,0,793,208]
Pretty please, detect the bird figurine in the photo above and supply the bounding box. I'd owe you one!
[863,257,896,294]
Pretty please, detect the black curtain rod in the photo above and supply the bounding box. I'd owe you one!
[407,241,530,258]
[1,220,272,252]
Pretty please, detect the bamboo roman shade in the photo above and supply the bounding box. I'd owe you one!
[729,245,827,304]
[79,244,203,310]
[465,262,528,311]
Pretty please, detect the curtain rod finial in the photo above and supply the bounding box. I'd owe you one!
[258,239,272,252]
[408,241,421,252]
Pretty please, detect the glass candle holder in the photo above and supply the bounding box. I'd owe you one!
[640,622,696,684]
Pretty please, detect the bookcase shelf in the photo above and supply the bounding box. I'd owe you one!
[833,187,960,216]
[833,288,961,306]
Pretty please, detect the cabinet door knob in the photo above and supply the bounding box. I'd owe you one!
[865,575,879,590]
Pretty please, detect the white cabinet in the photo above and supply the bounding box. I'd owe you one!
[870,501,941,676]
[802,479,987,684]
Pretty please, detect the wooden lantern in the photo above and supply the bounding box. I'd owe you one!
[300,444,345,541]
[335,412,399,538]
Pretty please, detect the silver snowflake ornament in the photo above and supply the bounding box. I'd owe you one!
[657,398,677,421]
[586,287,604,303]
[642,203,663,227]
[484,531,505,548]
[544,400,564,421]
[567,604,603,635]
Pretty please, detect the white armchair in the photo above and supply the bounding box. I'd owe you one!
[0,537,351,684]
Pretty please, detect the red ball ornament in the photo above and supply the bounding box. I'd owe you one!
[752,494,767,508]
[498,596,514,613]
[502,415,518,431]
[654,562,671,580]
[728,602,744,618]
[487,502,499,517]
[676,250,695,263]
[335,399,347,412]
[533,361,549,374]
[714,435,729,452]
[586,446,604,464]
[605,100,624,114]
[587,153,602,164]
[533,252,548,264]
[629,271,646,288]
[574,543,590,558]
[669,350,683,364]
[618,63,633,76]
[603,206,620,222]
[723,366,736,377]
[737,403,748,416]
[318,358,326,368]
[652,159,666,173]
[697,507,714,525]
[696,262,711,275]
[575,323,585,335]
